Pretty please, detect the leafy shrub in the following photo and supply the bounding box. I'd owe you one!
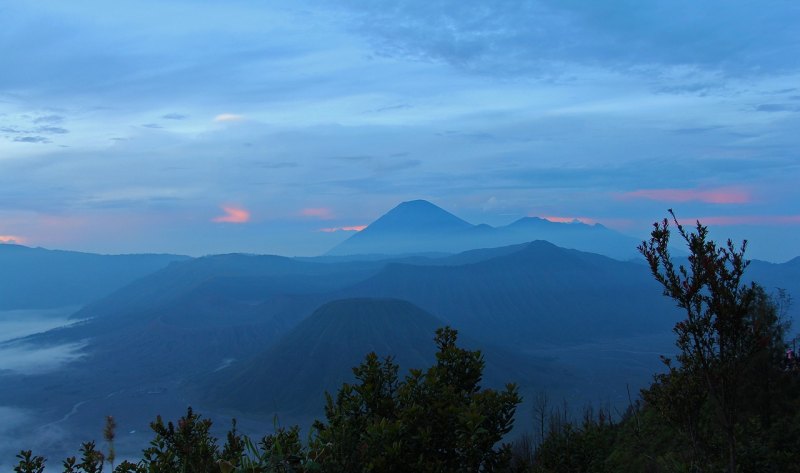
[13,327,520,473]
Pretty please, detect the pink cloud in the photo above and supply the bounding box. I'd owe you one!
[301,207,335,220]
[0,235,26,244]
[318,225,367,233]
[618,188,750,204]
[212,206,251,224]
[677,215,800,226]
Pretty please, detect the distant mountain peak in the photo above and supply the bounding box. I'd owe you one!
[507,217,547,227]
[345,200,473,236]
[0,243,29,252]
[326,200,640,259]
[509,216,598,228]
[397,199,439,208]
[325,200,476,256]
[375,200,473,230]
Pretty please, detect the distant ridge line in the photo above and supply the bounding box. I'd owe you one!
[326,199,640,260]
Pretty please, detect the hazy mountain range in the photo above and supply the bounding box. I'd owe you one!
[198,298,561,420]
[0,200,797,462]
[326,200,645,260]
[0,244,187,310]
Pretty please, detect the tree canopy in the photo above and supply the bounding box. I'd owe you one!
[12,213,799,472]
[14,327,521,473]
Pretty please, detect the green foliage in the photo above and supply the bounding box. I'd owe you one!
[13,327,520,473]
[509,213,800,472]
[140,407,219,472]
[9,216,797,472]
[529,407,617,473]
[14,408,320,473]
[110,461,141,473]
[62,442,104,473]
[227,424,321,473]
[638,211,796,472]
[103,416,116,470]
[14,450,45,473]
[311,326,521,473]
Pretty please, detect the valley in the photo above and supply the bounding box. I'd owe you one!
[0,201,797,467]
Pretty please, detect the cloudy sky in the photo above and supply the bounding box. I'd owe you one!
[1,0,799,261]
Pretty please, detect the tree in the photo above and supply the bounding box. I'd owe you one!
[312,327,521,473]
[13,451,45,473]
[638,210,790,472]
[11,328,521,472]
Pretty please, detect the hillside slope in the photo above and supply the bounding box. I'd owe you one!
[341,241,679,347]
[0,244,188,309]
[202,298,554,418]
[326,200,642,260]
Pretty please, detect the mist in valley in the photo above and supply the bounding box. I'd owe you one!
[0,309,84,469]
[0,202,798,467]
[2,2,800,470]
[0,308,79,343]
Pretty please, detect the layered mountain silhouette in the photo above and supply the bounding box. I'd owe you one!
[3,202,798,459]
[201,298,443,416]
[201,298,553,418]
[0,244,188,310]
[326,200,643,260]
[340,241,679,347]
[58,241,678,352]
[747,257,800,308]
[15,241,672,412]
[44,239,798,381]
[68,252,400,326]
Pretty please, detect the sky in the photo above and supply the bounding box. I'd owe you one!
[1,0,799,261]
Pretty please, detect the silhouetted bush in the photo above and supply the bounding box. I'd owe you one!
[14,327,520,473]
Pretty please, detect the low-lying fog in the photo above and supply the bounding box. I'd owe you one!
[0,307,680,469]
[0,308,79,343]
[0,308,86,374]
[0,308,88,469]
[0,405,33,470]
[0,403,84,471]
[0,341,87,374]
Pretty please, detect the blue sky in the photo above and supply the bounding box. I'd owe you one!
[1,0,799,261]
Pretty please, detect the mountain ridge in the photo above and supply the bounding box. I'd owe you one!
[326,200,642,260]
[200,297,554,419]
[0,244,189,310]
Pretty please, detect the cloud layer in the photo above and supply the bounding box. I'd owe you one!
[212,206,251,224]
[619,188,751,204]
[0,1,798,261]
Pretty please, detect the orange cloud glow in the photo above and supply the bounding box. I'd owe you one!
[619,188,750,204]
[0,235,25,244]
[318,225,367,233]
[677,215,800,226]
[212,206,251,224]
[301,207,334,220]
